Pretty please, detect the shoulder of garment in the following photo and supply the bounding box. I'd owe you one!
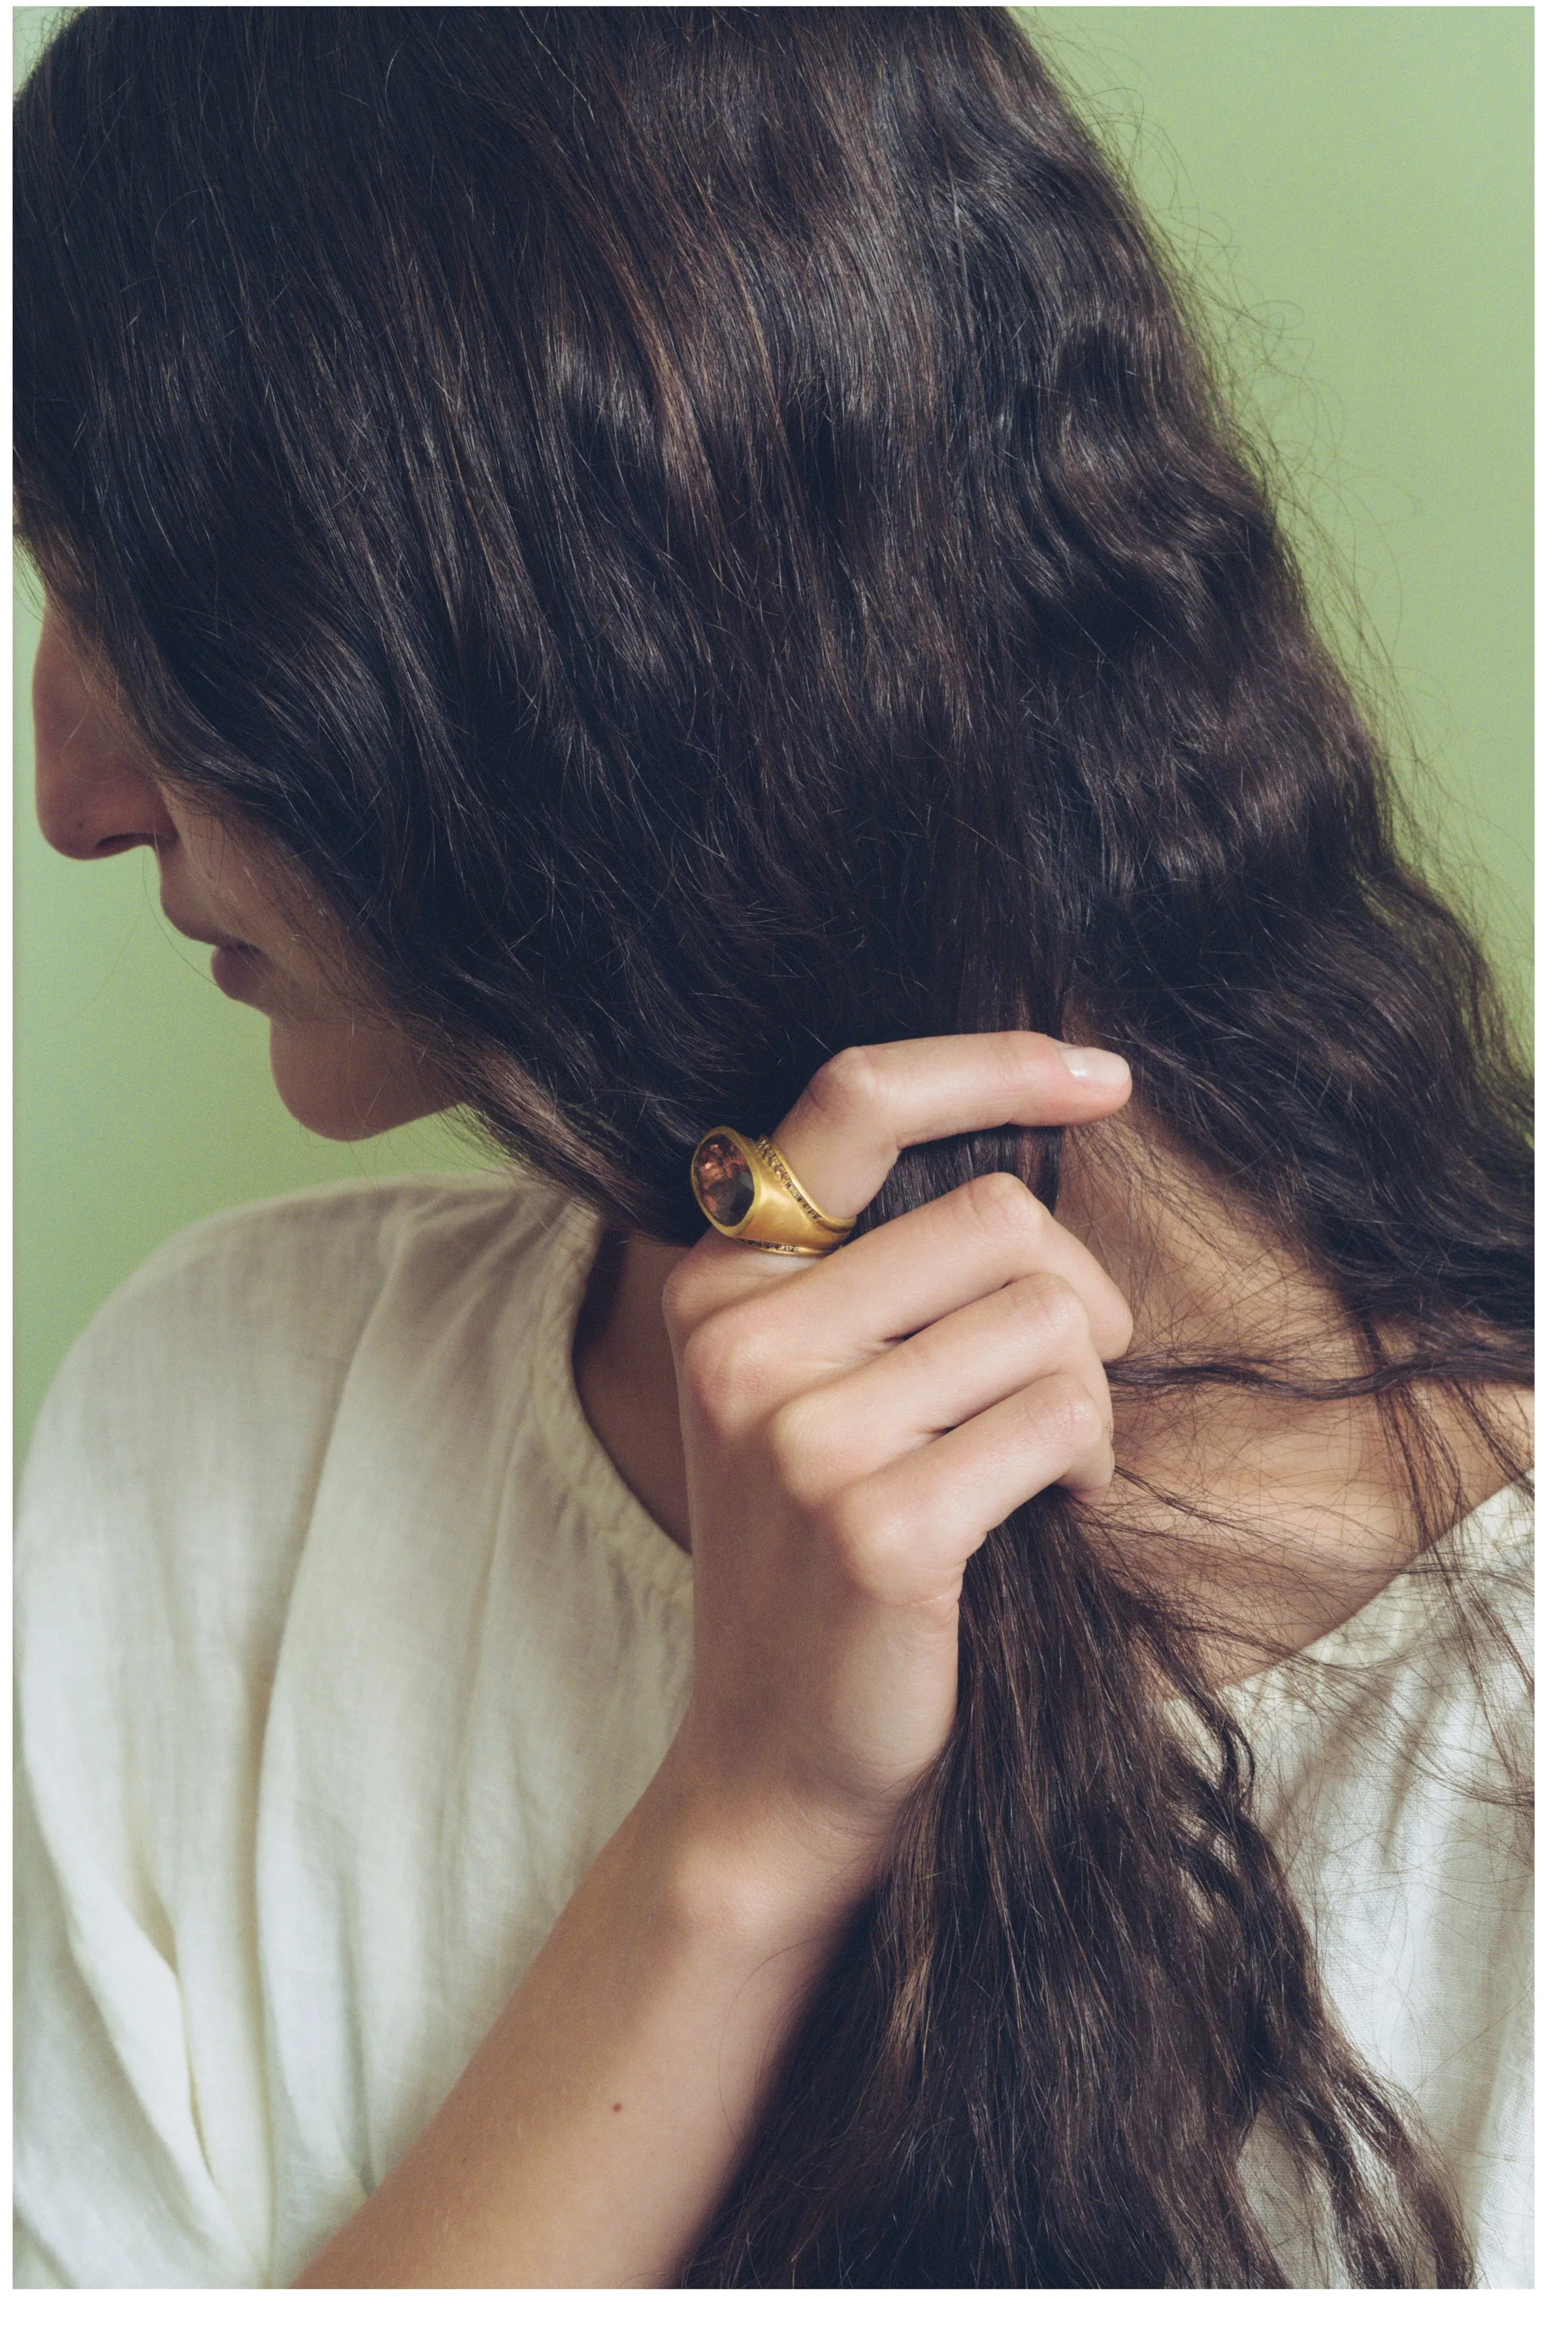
[13,1171,570,2287]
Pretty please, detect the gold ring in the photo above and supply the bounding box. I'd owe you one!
[689,1127,857,1255]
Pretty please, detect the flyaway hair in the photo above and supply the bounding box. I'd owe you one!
[14,7,1531,2283]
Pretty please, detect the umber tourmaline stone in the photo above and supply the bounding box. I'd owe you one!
[693,1132,754,1227]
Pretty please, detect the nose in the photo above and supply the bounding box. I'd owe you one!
[33,600,176,860]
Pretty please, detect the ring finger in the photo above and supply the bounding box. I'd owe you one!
[771,1272,1114,1494]
[830,1371,1117,1609]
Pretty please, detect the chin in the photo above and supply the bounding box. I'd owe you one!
[269,1018,462,1141]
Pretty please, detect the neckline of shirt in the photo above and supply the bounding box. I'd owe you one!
[522,1186,1531,1663]
[529,1192,695,1608]
[1236,1472,1531,1690]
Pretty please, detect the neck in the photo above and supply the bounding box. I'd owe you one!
[573,1220,693,1546]
[573,1120,1527,1668]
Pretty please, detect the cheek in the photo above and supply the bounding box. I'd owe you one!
[268,1013,461,1141]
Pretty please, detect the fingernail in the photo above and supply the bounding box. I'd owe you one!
[1059,1046,1131,1087]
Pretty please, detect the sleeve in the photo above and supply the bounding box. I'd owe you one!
[12,1178,523,2287]
[8,1203,331,2289]
[14,2218,68,2289]
[14,1727,266,2287]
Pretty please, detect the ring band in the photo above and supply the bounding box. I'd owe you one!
[690,1127,857,1256]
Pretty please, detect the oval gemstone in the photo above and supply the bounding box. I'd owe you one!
[693,1132,755,1228]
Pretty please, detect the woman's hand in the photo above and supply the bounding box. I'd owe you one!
[657,1031,1134,1921]
[296,1031,1132,2287]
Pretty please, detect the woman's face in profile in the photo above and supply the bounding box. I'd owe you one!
[31,598,461,1143]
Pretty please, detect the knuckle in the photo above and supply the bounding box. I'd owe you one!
[1027,1373,1103,1452]
[802,1044,884,1128]
[677,1320,731,1418]
[1000,1028,1055,1093]
[1013,1271,1090,1348]
[762,1393,833,1501]
[660,1258,704,1344]
[821,1485,905,1588]
[961,1169,1043,1243]
[679,1304,772,1426]
[1083,1446,1118,1495]
[1104,1295,1136,1360]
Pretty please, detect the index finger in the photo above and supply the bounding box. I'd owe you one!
[769,1033,1130,1222]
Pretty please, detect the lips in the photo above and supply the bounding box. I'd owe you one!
[161,905,252,955]
[160,904,267,1002]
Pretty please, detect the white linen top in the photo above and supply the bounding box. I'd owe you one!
[13,1175,1533,2288]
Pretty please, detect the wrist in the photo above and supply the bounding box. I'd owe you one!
[623,1745,883,1969]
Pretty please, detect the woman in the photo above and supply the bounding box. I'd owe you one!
[13,7,1532,2289]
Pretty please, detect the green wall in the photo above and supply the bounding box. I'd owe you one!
[14,8,1532,1456]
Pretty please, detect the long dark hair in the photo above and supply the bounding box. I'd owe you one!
[16,7,1531,2285]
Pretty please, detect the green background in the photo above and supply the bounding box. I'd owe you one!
[13,7,1533,1457]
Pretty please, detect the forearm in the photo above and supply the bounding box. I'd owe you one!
[292,1767,853,2288]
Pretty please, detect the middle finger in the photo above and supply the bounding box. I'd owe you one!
[739,1173,1133,1374]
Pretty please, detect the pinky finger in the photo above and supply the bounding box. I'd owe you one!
[841,1373,1114,1600]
